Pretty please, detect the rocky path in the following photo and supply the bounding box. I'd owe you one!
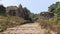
[1,22,56,34]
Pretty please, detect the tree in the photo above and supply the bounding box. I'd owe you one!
[25,8,31,17]
[0,5,6,15]
[48,2,60,17]
[48,2,60,26]
[23,7,32,20]
[30,13,39,21]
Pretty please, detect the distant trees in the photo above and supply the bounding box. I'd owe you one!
[23,7,38,22]
[30,13,39,21]
[0,5,6,15]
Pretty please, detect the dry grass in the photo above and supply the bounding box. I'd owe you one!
[0,16,27,32]
[37,17,58,32]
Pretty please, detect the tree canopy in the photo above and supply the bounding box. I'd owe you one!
[0,5,6,15]
[48,2,60,17]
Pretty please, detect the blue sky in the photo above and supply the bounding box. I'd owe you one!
[0,0,60,14]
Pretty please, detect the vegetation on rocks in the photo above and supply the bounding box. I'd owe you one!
[0,4,37,32]
[0,1,60,34]
[37,2,60,34]
[0,16,27,32]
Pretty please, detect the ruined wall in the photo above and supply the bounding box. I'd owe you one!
[6,5,25,17]
[40,12,54,18]
[6,6,18,16]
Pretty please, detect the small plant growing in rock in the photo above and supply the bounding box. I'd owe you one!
[44,30,51,34]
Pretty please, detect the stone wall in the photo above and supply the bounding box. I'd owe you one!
[6,5,28,19]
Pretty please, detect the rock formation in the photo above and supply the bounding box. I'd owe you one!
[0,4,32,21]
[40,12,54,18]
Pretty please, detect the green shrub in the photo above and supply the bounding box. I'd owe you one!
[58,20,60,26]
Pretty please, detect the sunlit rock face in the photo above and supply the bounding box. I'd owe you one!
[6,6,18,16]
[5,5,28,19]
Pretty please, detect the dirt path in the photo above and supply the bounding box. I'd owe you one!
[1,22,56,34]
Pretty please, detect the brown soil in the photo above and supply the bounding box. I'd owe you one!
[0,22,56,34]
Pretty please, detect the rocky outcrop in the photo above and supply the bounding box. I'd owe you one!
[6,5,24,16]
[40,12,54,18]
[0,4,32,21]
[6,6,18,16]
[6,5,31,20]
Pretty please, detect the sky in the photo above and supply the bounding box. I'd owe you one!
[0,0,60,14]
